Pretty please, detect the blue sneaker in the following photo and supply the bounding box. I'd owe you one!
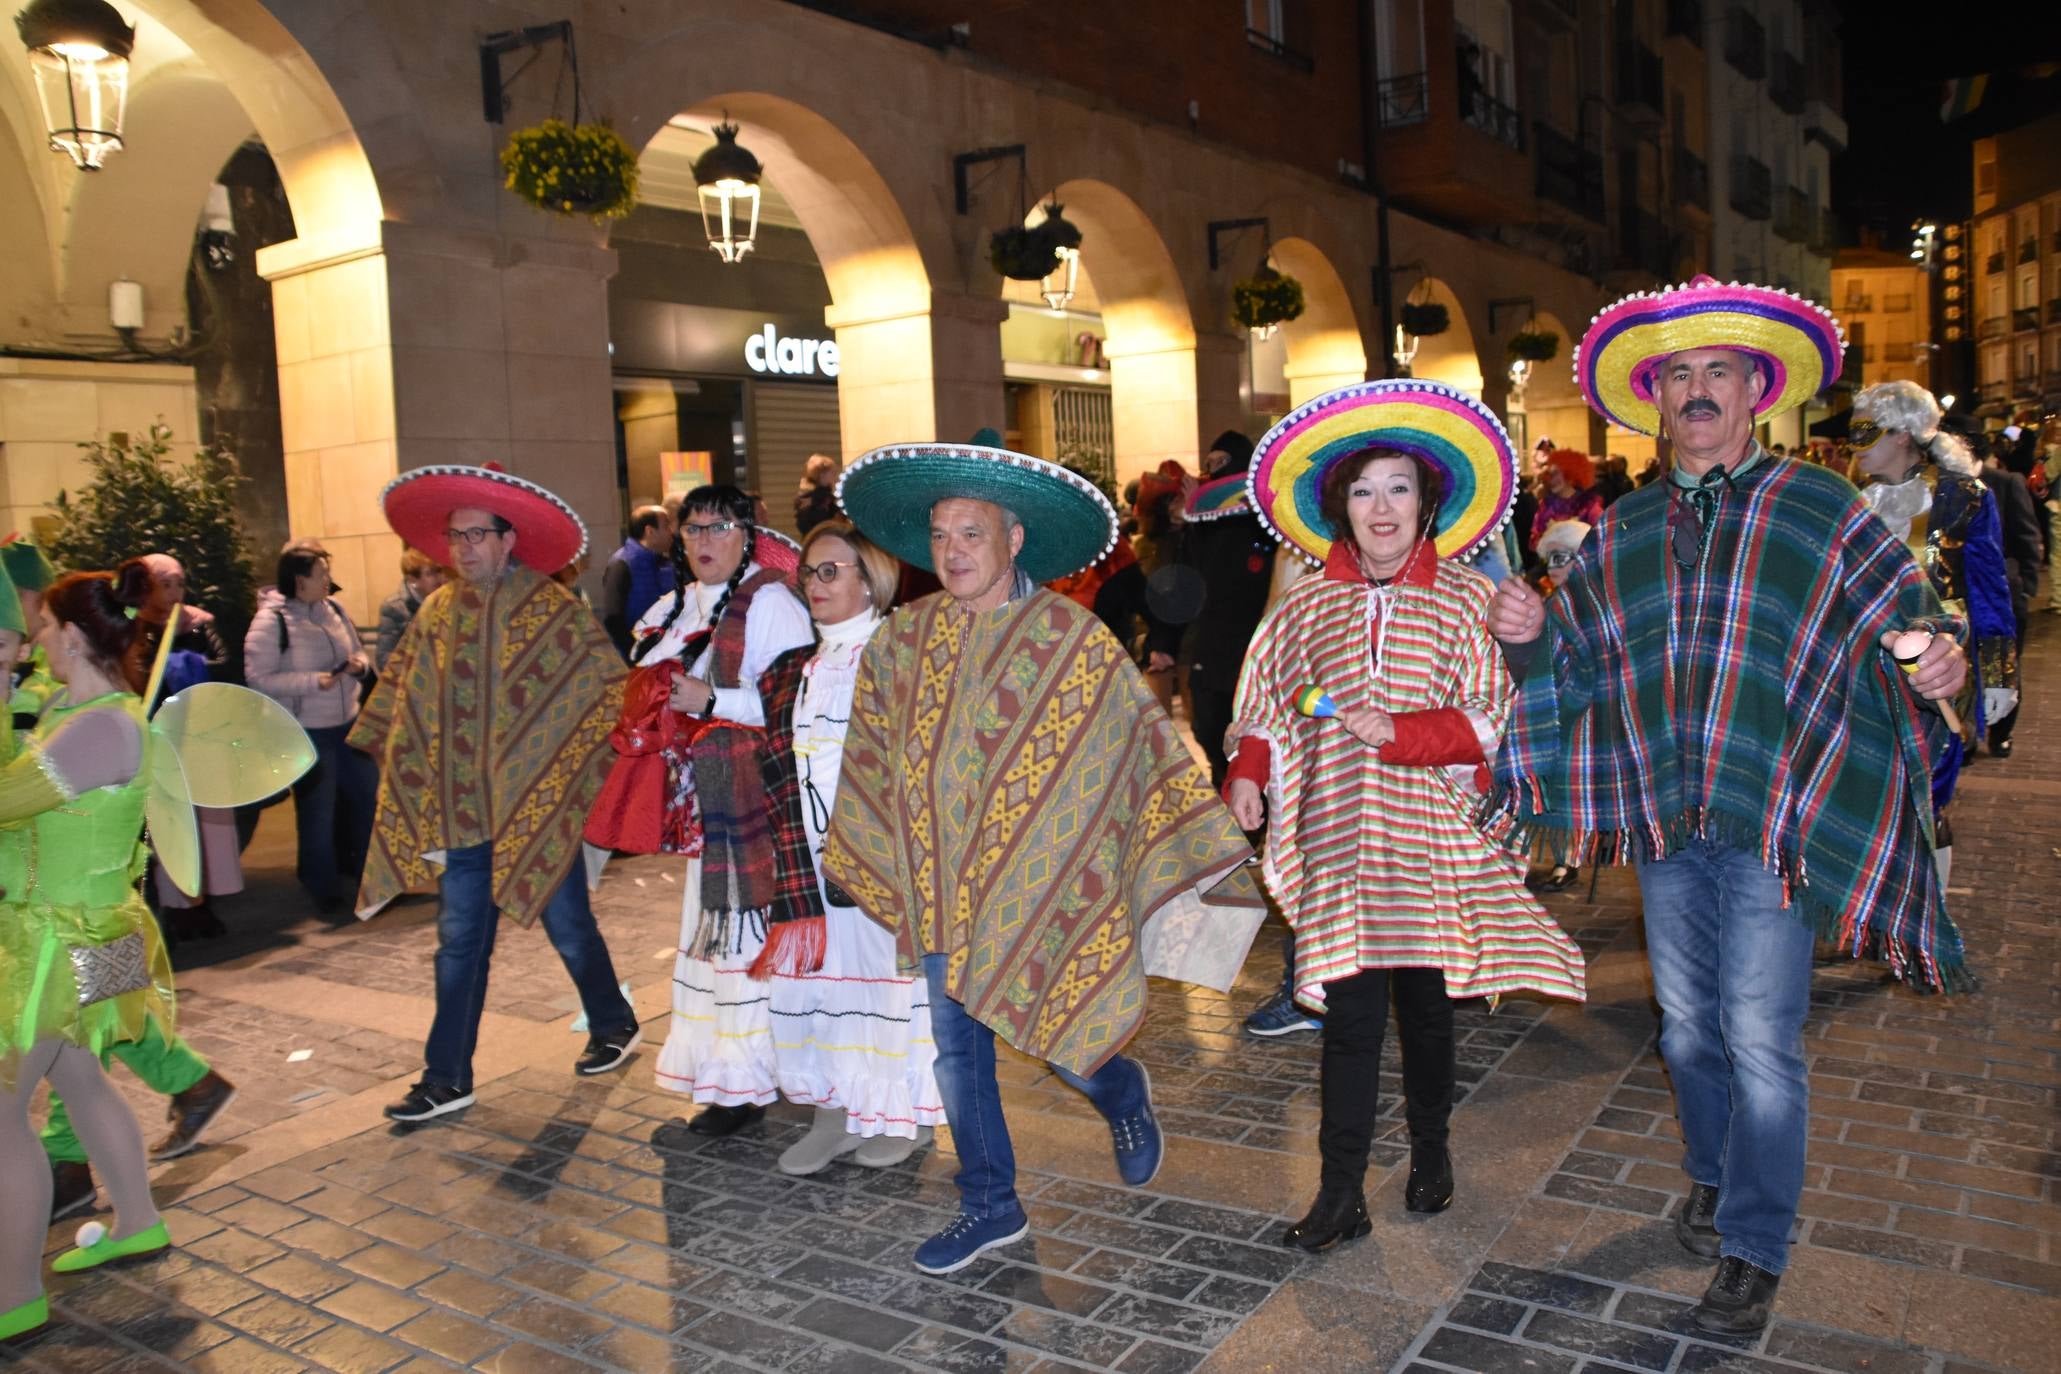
[912,1208,1031,1275]
[1244,990,1321,1037]
[1108,1062,1164,1187]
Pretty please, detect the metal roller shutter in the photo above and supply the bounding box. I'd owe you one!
[748,381,841,537]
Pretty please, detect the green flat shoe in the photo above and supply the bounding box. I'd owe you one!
[51,1219,171,1273]
[0,1293,48,1340]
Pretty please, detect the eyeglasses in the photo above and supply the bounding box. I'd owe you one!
[446,526,507,546]
[681,521,741,540]
[1544,551,1576,569]
[796,560,858,584]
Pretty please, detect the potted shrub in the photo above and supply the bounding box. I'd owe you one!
[500,118,639,222]
[1398,300,1450,337]
[1507,327,1561,363]
[1232,265,1306,334]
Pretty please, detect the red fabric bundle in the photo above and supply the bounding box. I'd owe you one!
[584,661,704,855]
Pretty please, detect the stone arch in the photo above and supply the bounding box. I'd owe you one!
[1405,277,1484,395]
[1031,178,1197,483]
[645,93,938,453]
[1507,310,1590,463]
[1267,236,1366,406]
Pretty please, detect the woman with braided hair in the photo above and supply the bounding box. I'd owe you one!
[632,485,815,1137]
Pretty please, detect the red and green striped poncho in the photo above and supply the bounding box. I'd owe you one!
[1489,455,1971,992]
[1231,541,1586,1011]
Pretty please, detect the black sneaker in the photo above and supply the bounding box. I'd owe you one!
[151,1070,237,1161]
[50,1161,96,1222]
[1675,1182,1721,1257]
[383,1080,475,1123]
[575,1025,644,1076]
[1693,1255,1781,1335]
[686,1102,766,1137]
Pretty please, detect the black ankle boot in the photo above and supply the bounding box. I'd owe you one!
[1404,1142,1453,1214]
[1280,1187,1371,1251]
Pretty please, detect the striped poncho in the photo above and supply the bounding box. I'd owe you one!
[1490,454,1971,992]
[1232,541,1585,1012]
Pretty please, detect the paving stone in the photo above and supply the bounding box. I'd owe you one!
[995,1305,1139,1366]
[1067,1249,1209,1301]
[1417,1325,1581,1372]
[680,1309,827,1367]
[1468,1262,1617,1316]
[1517,1308,1679,1371]
[292,1321,417,1373]
[1447,1292,1529,1334]
[788,1295,922,1351]
[979,1263,1115,1318]
[1761,1323,1931,1374]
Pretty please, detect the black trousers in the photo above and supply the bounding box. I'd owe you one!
[1318,967,1456,1194]
[1190,685,1237,787]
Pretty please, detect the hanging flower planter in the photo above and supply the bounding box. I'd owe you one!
[500,118,639,222]
[990,224,1060,281]
[1232,266,1306,334]
[1398,300,1450,337]
[1506,327,1560,363]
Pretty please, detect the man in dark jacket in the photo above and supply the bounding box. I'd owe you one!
[600,505,675,659]
[1979,436,2042,756]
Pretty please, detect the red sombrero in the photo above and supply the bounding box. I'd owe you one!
[382,463,587,573]
[755,526,801,578]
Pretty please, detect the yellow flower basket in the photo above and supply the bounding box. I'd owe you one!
[500,118,639,222]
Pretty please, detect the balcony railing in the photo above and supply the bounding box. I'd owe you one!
[1769,52,1805,113]
[1376,71,1429,127]
[1535,122,1605,220]
[1618,40,1664,114]
[1674,146,1710,211]
[1725,7,1766,79]
[1729,155,1771,220]
[1244,28,1315,73]
[1979,317,2009,340]
[2019,239,2039,264]
[1986,250,2006,273]
[1840,294,1873,313]
[1883,342,1916,362]
[2015,307,2041,332]
[1666,0,1703,43]
[1463,89,1524,150]
[1773,185,1812,242]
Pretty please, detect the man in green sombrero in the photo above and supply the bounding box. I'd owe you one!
[1487,277,1969,1333]
[825,442,1264,1275]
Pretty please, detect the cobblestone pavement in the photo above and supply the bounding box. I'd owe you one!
[4,620,2057,1373]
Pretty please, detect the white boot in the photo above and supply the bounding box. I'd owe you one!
[777,1106,860,1175]
[852,1125,934,1169]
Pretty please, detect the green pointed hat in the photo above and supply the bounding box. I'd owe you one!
[0,537,55,592]
[0,554,23,636]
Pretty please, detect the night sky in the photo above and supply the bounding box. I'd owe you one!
[1833,12,2061,241]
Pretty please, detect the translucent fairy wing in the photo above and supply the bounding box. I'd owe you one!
[150,683,317,808]
[144,733,202,897]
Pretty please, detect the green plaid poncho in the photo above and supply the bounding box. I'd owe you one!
[1490,455,1971,992]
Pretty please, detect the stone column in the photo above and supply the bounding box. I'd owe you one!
[1107,339,1201,485]
[825,291,1007,454]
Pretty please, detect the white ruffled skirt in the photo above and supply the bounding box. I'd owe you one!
[653,857,779,1106]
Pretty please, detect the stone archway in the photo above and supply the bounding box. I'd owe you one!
[1405,277,1485,396]
[1267,237,1366,406]
[1508,311,1586,462]
[1028,178,1197,485]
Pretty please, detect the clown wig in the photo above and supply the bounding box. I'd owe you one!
[1543,448,1596,491]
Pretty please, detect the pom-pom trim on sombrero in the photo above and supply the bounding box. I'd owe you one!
[1572,275,1846,437]
[1245,378,1518,569]
[381,463,589,573]
[835,443,1120,585]
[1184,473,1252,522]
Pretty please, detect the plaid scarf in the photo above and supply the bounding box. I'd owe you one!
[1490,454,1972,992]
[744,644,837,977]
[684,569,815,958]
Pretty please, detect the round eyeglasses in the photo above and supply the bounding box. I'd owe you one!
[796,560,859,584]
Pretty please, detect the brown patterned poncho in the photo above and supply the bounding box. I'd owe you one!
[822,588,1263,1077]
[349,564,624,927]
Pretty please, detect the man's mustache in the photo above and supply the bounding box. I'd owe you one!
[1677,399,1720,419]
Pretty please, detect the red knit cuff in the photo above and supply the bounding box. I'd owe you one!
[1223,736,1272,800]
[1377,707,1485,768]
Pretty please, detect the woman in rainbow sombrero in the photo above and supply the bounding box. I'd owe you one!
[1485,276,1971,1335]
[1224,379,1586,1253]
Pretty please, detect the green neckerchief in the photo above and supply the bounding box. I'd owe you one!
[1666,441,1766,565]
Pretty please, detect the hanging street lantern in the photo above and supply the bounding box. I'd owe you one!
[1392,324,1420,376]
[15,0,135,171]
[692,119,762,263]
[1035,202,1082,310]
[1508,357,1533,392]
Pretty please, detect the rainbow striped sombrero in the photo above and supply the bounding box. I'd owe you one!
[1183,473,1251,522]
[1247,379,1516,567]
[1576,275,1845,437]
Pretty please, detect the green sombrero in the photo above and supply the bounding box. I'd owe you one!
[836,443,1120,583]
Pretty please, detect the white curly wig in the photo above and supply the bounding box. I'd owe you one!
[1853,380,1975,476]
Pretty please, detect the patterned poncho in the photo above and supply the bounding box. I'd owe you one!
[350,564,624,927]
[1490,455,1971,991]
[1234,541,1585,1011]
[822,588,1262,1077]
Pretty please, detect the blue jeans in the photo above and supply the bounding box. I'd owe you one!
[1636,838,1815,1275]
[923,953,1146,1219]
[296,723,379,903]
[424,844,636,1091]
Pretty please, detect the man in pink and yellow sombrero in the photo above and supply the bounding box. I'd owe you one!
[1484,277,1970,1334]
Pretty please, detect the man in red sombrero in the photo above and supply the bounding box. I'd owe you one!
[1486,277,1971,1333]
[352,466,642,1123]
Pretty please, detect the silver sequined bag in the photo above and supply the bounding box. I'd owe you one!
[70,932,151,1006]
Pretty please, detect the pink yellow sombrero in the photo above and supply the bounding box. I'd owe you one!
[1184,474,1251,522]
[1575,275,1845,437]
[1247,379,1517,567]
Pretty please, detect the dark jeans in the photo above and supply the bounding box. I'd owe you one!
[923,953,1146,1220]
[294,723,378,904]
[424,844,636,1092]
[1190,685,1237,787]
[1317,967,1455,1194]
